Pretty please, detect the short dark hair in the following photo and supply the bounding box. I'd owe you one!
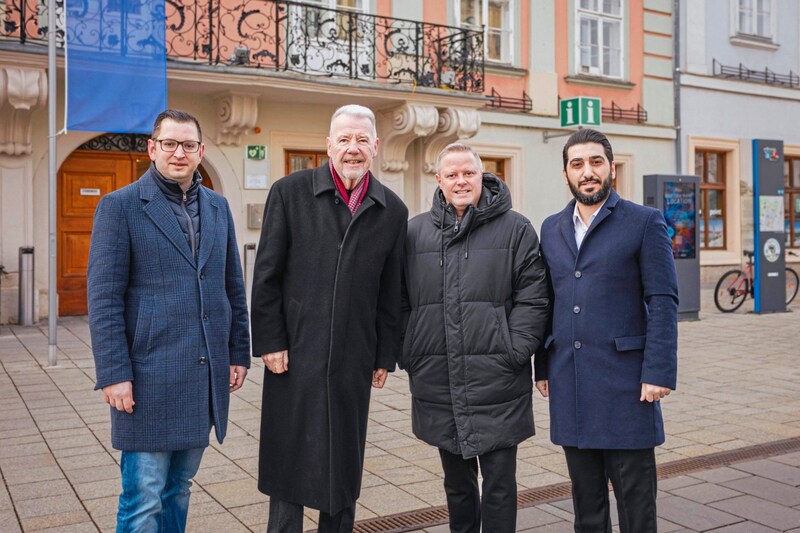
[152,109,203,142]
[562,128,613,170]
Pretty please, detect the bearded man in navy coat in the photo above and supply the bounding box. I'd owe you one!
[535,128,678,533]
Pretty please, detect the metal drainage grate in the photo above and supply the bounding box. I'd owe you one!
[344,436,800,533]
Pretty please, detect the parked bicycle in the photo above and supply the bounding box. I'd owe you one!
[714,250,800,312]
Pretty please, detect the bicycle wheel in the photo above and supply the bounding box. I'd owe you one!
[714,269,749,312]
[786,267,799,305]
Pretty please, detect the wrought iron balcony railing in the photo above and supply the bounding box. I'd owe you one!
[1,0,485,92]
[712,58,799,88]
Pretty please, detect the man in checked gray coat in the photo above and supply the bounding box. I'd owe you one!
[88,109,250,532]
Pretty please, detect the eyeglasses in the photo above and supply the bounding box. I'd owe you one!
[153,139,201,153]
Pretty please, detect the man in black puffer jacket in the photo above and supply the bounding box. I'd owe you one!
[401,142,549,532]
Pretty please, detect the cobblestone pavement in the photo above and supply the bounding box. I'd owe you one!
[0,289,798,531]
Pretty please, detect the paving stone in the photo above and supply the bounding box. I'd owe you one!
[19,510,92,532]
[690,466,753,484]
[227,501,268,527]
[0,511,22,532]
[358,484,428,516]
[659,475,705,491]
[670,481,743,504]
[7,479,74,501]
[711,494,800,530]
[708,522,780,532]
[72,478,121,501]
[201,479,268,508]
[376,465,439,486]
[37,522,100,532]
[516,506,564,528]
[732,459,800,487]
[185,512,250,533]
[657,495,742,530]
[15,494,83,519]
[3,465,65,486]
[722,474,800,506]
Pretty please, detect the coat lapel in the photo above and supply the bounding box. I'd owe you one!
[582,189,621,245]
[558,199,579,259]
[197,187,219,270]
[140,171,195,267]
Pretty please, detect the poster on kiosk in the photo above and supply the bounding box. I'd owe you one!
[752,140,786,313]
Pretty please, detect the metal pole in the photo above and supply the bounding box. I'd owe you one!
[48,0,58,366]
[672,0,682,174]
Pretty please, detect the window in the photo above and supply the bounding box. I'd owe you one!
[483,157,506,181]
[300,0,367,41]
[695,150,727,249]
[576,0,622,78]
[784,157,800,248]
[458,0,513,63]
[736,0,773,39]
[285,150,328,175]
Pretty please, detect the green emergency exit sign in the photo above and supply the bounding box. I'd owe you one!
[560,97,602,127]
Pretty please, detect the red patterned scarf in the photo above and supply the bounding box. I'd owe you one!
[330,160,369,216]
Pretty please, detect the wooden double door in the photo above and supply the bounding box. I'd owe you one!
[57,151,212,316]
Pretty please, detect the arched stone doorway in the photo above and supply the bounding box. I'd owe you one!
[57,134,214,316]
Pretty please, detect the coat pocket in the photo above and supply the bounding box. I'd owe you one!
[494,306,520,370]
[130,299,154,361]
[614,335,647,352]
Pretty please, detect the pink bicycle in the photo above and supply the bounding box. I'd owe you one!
[714,250,799,313]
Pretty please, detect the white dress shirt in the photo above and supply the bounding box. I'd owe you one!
[573,199,607,249]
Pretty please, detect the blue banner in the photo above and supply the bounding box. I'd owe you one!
[66,0,167,133]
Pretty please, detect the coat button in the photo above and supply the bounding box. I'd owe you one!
[334,198,340,204]
[574,341,582,349]
[203,314,208,321]
[573,305,581,314]
[198,356,207,365]
[199,272,205,280]
[575,270,582,278]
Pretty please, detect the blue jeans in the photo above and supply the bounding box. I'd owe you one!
[116,448,205,533]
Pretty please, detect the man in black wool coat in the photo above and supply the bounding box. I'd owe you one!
[250,104,408,532]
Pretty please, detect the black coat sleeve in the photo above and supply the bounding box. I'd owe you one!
[508,221,550,368]
[374,216,407,371]
[250,184,290,356]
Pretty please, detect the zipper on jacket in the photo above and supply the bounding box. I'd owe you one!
[180,191,197,259]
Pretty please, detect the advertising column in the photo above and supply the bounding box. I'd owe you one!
[644,175,700,320]
[752,140,787,313]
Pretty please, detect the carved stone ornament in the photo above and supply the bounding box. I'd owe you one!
[0,68,48,156]
[422,107,481,174]
[214,92,259,145]
[378,104,438,173]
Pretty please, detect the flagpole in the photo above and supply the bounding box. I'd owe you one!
[47,0,58,367]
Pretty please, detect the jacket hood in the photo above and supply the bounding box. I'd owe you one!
[430,173,511,233]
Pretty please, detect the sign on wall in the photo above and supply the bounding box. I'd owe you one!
[560,97,602,128]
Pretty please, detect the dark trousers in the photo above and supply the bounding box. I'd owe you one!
[563,447,657,533]
[439,446,518,533]
[267,498,355,533]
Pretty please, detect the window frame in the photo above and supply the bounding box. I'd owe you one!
[695,149,728,251]
[784,156,800,249]
[575,0,624,79]
[455,0,515,65]
[733,0,776,41]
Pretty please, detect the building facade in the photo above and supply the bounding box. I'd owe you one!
[0,0,678,323]
[680,0,800,276]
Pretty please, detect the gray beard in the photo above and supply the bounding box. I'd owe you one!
[569,174,612,206]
